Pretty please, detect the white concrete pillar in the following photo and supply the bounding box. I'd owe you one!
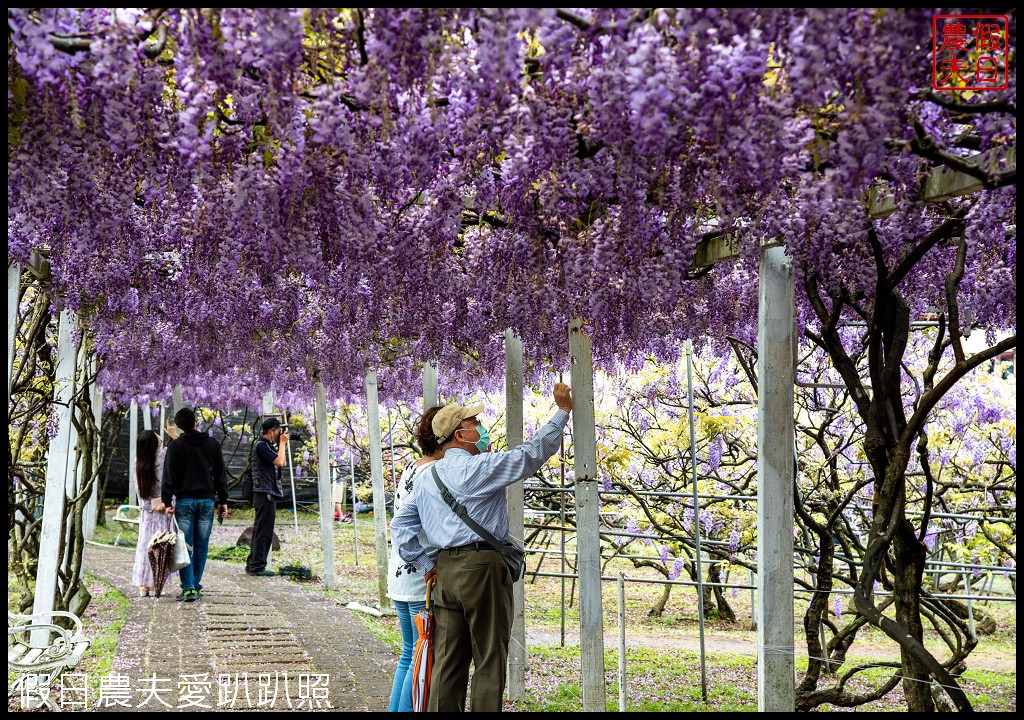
[142,402,152,431]
[756,244,796,712]
[365,369,390,608]
[685,340,709,700]
[423,362,438,411]
[127,402,138,506]
[83,384,102,542]
[173,385,184,413]
[8,263,20,398]
[350,452,359,565]
[282,409,300,536]
[62,343,83,582]
[315,381,336,590]
[504,329,526,701]
[261,391,275,568]
[32,310,78,644]
[569,318,606,712]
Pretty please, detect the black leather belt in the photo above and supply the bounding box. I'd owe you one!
[445,541,497,553]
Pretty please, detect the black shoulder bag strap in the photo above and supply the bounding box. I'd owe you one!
[431,466,504,552]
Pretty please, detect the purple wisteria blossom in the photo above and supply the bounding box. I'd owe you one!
[728,527,741,558]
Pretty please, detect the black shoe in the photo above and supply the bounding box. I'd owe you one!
[246,569,276,577]
[176,589,199,602]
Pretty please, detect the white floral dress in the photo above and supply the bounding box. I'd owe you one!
[131,447,171,587]
[387,461,438,602]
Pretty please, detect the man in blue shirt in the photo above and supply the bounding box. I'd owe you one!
[391,382,573,712]
[246,417,288,576]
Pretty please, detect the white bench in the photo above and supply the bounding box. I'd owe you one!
[8,610,91,710]
[112,503,143,545]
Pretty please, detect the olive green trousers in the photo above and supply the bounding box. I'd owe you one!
[429,546,513,712]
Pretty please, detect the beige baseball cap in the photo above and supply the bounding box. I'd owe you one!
[432,402,485,443]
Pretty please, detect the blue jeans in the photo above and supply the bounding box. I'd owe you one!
[175,498,215,592]
[389,600,426,712]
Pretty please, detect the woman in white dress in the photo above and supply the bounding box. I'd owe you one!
[130,425,177,595]
[387,407,443,712]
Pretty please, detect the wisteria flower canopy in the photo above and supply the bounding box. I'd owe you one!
[7,8,1015,406]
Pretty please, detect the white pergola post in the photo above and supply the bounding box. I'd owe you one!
[365,369,390,609]
[756,244,796,712]
[127,402,138,506]
[282,409,300,536]
[262,391,275,568]
[63,345,84,580]
[504,329,526,701]
[142,402,152,432]
[423,362,438,411]
[83,384,102,542]
[173,384,184,413]
[568,318,606,712]
[315,381,336,590]
[32,310,78,644]
[8,263,20,398]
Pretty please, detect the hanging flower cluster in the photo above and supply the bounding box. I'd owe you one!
[7,8,1015,407]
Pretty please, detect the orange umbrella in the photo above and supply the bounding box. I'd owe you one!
[411,583,434,712]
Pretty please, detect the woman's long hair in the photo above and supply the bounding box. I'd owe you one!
[135,430,160,500]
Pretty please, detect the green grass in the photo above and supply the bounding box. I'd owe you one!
[511,644,758,712]
[75,573,131,704]
[208,545,250,563]
[503,640,1018,712]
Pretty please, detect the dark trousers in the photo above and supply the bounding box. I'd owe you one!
[246,492,277,572]
[429,546,513,712]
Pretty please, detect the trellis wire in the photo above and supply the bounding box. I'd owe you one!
[524,567,1015,600]
[522,482,1014,711]
[539,567,999,712]
[525,485,1014,525]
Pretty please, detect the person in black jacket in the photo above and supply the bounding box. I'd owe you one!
[245,417,288,576]
[161,407,228,602]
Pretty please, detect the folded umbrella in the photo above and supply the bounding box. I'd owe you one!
[147,529,176,598]
[411,583,434,712]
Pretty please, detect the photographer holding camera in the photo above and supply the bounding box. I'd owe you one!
[245,417,289,577]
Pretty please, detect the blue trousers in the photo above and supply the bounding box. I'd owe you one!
[389,599,426,712]
[175,497,215,591]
